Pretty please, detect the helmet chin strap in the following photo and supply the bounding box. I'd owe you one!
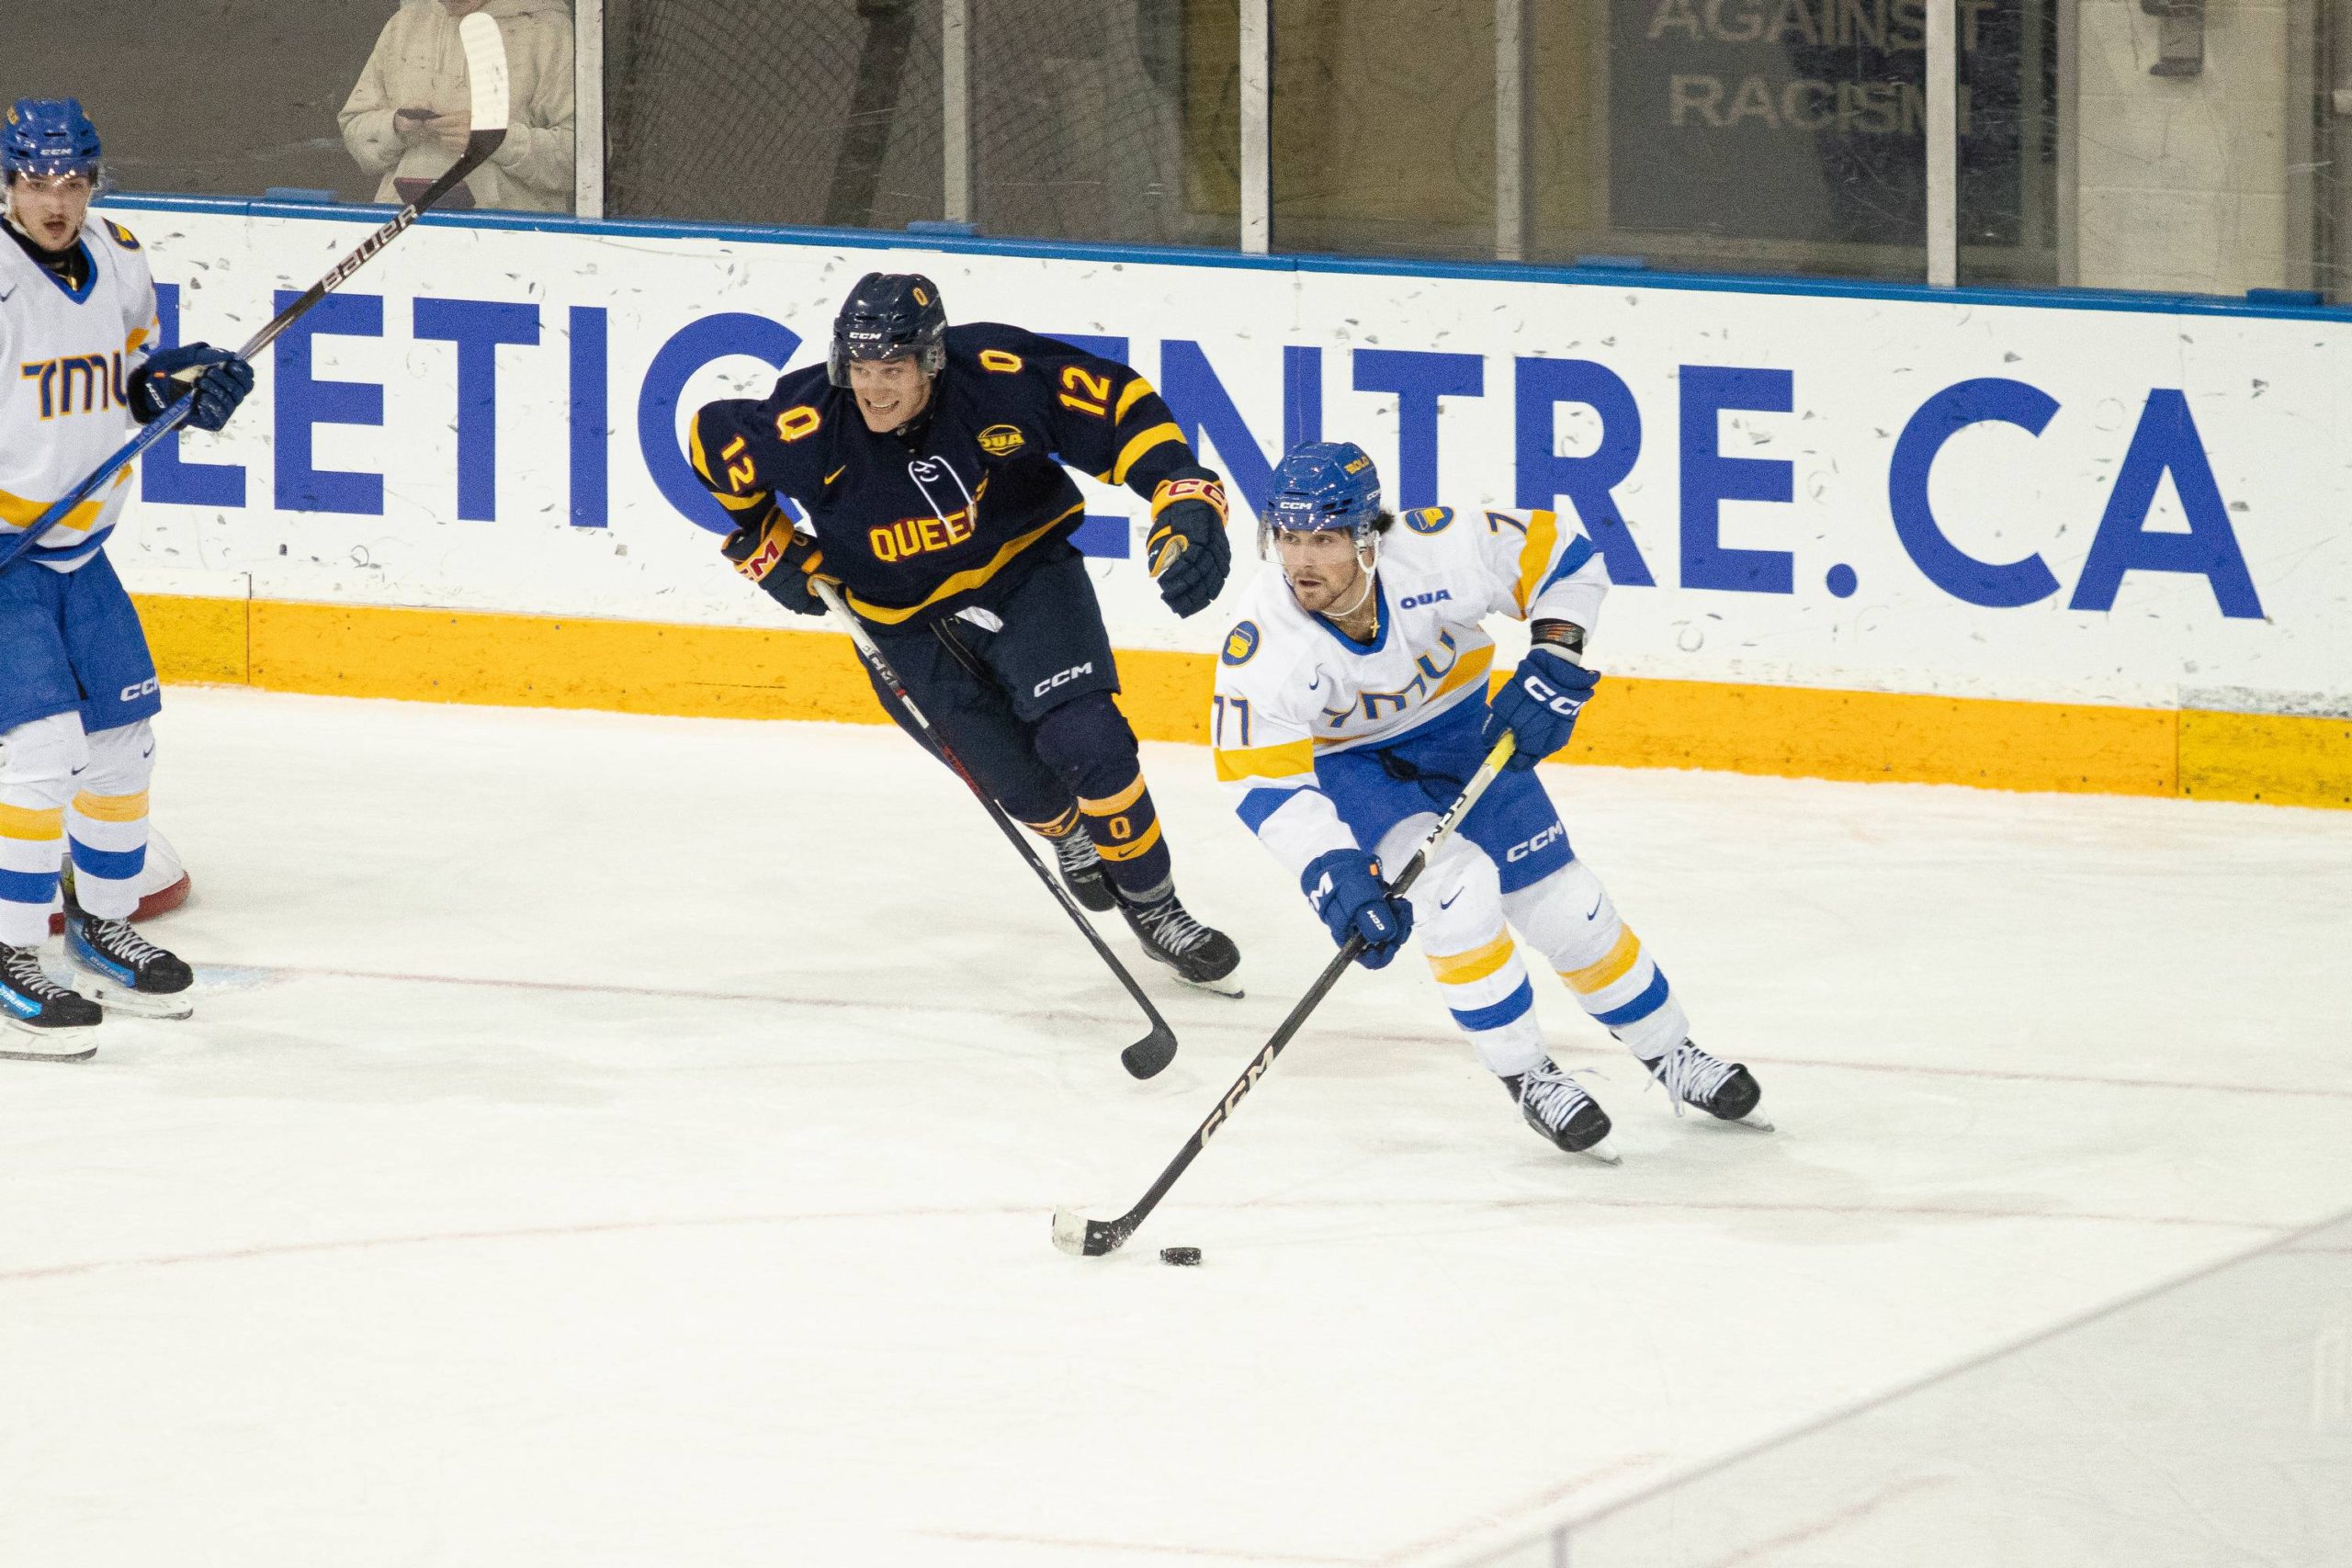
[1326,534,1381,620]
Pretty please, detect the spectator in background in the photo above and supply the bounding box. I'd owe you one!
[340,0,575,213]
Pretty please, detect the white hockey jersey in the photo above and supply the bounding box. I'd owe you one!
[1211,504,1609,878]
[0,215,158,572]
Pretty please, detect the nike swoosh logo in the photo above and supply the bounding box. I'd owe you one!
[70,763,86,775]
[1439,890,1462,910]
[0,288,16,302]
[1306,674,1322,692]
[1586,896,1602,919]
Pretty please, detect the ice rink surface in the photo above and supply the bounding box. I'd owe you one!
[4,687,2348,1567]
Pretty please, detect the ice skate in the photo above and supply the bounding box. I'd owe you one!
[64,906,195,1021]
[0,941,101,1059]
[1643,1039,1770,1130]
[1048,828,1117,913]
[1118,888,1242,997]
[1505,1059,1618,1164]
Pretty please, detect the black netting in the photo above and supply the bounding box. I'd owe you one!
[605,0,1226,245]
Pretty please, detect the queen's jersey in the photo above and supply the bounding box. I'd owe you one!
[1212,504,1608,878]
[0,215,158,573]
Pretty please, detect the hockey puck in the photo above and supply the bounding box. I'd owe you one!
[1159,1246,1203,1267]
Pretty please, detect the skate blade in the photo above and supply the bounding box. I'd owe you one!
[1176,973,1245,999]
[1575,1135,1623,1167]
[0,1021,97,1061]
[67,977,193,1021]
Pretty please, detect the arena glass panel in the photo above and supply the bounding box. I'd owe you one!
[1457,1210,2352,1568]
[1265,0,1502,262]
[4,0,578,216]
[966,0,1238,248]
[604,0,944,229]
[1526,0,1933,281]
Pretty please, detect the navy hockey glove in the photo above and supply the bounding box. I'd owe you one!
[722,512,829,616]
[1481,643,1599,770]
[1301,848,1414,969]
[130,344,254,432]
[1146,465,1232,618]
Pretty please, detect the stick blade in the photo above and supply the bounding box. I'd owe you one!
[458,12,513,133]
[1051,1209,1125,1258]
[1121,1024,1178,1080]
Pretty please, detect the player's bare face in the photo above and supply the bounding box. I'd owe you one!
[847,355,932,433]
[1276,528,1367,615]
[9,173,92,253]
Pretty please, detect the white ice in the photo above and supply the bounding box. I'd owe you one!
[3,687,2348,1566]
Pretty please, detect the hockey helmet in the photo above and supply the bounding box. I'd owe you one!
[829,271,948,386]
[3,98,103,186]
[1260,441,1384,556]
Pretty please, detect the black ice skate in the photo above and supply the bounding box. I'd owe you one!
[0,941,102,1060]
[1048,829,1117,913]
[1118,888,1242,997]
[1643,1039,1771,1130]
[1504,1060,1619,1164]
[64,907,195,1021]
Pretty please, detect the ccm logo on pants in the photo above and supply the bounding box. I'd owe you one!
[1034,662,1094,697]
[1506,823,1565,863]
[120,677,160,701]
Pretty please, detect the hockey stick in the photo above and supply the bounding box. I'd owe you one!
[1052,732,1518,1257]
[0,11,511,577]
[812,577,1180,1079]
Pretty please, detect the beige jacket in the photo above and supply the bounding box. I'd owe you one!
[340,0,575,213]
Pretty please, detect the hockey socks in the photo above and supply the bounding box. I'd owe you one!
[1076,771,1173,903]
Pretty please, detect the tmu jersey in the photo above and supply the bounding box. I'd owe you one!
[0,216,158,573]
[691,323,1197,626]
[1211,504,1608,878]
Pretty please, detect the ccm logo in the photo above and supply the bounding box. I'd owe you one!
[1399,589,1451,609]
[1505,823,1564,863]
[1033,661,1094,697]
[119,677,159,702]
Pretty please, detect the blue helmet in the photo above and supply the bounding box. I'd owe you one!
[1260,441,1384,553]
[830,271,948,386]
[3,98,103,184]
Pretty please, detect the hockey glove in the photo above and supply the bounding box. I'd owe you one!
[1481,644,1599,771]
[1301,847,1414,969]
[722,511,829,617]
[130,344,254,433]
[1146,465,1232,618]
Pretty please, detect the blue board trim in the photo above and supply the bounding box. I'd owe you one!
[96,191,2352,326]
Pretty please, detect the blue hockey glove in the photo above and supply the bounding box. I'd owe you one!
[722,512,829,616]
[1146,465,1232,618]
[1301,848,1415,969]
[130,344,254,432]
[1482,644,1599,771]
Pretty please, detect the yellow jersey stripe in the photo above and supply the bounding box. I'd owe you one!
[1431,643,1497,702]
[1562,926,1641,995]
[1080,774,1148,815]
[1111,422,1184,487]
[1429,929,1516,986]
[1114,376,1158,424]
[1093,818,1164,863]
[126,325,152,355]
[0,480,115,534]
[713,489,766,513]
[70,791,150,824]
[846,504,1081,626]
[686,411,715,487]
[1214,739,1316,784]
[1513,509,1562,615]
[0,803,65,841]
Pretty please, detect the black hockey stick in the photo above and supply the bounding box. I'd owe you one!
[1052,733,1517,1257]
[813,579,1179,1079]
[0,11,512,576]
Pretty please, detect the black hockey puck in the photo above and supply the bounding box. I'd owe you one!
[1159,1246,1203,1267]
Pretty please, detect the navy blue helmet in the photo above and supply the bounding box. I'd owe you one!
[3,98,103,185]
[829,272,948,386]
[1261,441,1384,553]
